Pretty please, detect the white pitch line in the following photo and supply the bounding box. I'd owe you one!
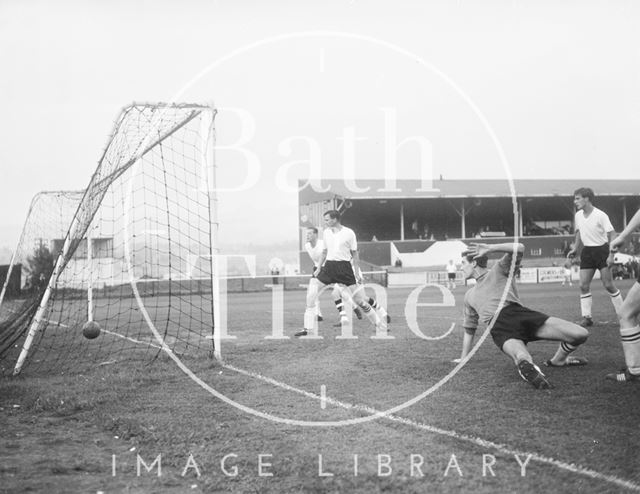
[100,328,163,350]
[34,312,164,350]
[222,363,640,493]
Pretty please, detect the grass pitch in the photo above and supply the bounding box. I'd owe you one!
[1,280,639,493]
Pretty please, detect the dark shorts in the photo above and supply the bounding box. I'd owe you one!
[317,260,356,286]
[490,303,550,350]
[580,244,610,270]
[447,273,456,280]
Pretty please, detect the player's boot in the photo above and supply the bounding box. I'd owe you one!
[606,368,640,383]
[294,329,308,337]
[354,307,363,320]
[581,316,594,327]
[517,360,553,389]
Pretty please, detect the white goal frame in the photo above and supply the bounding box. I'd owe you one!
[11,103,221,375]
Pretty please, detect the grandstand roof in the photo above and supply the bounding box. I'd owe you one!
[299,179,640,204]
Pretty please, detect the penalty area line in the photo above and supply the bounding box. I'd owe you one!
[222,362,640,493]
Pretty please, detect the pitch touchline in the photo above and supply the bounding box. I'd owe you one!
[222,363,640,493]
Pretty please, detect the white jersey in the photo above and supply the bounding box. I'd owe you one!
[304,239,325,268]
[323,226,357,261]
[575,207,614,246]
[446,263,457,274]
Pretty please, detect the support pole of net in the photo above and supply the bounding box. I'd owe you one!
[87,225,94,323]
[203,106,221,361]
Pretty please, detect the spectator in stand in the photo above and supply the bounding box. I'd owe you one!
[411,219,419,238]
[422,224,430,240]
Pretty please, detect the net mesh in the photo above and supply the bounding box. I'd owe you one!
[0,191,84,363]
[0,103,218,376]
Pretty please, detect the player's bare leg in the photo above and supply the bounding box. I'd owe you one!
[579,268,596,326]
[599,266,623,315]
[349,284,383,330]
[501,339,552,389]
[534,317,589,366]
[366,296,390,324]
[607,282,640,382]
[297,278,325,337]
[331,284,349,326]
[331,285,362,326]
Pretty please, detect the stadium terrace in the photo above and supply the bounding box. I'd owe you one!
[298,179,640,271]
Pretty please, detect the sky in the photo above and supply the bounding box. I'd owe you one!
[1,0,639,258]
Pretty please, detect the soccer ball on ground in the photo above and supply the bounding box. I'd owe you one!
[82,321,101,339]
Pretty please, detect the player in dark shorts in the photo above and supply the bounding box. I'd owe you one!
[606,209,640,383]
[296,210,386,337]
[567,187,623,326]
[457,242,589,389]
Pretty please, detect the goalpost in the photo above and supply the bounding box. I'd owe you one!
[0,103,220,376]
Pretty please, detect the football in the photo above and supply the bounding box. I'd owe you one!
[82,321,101,339]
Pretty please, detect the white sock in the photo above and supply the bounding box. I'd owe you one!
[551,341,578,363]
[304,308,317,331]
[361,304,381,325]
[609,290,623,316]
[369,297,387,318]
[580,293,592,318]
[621,326,640,375]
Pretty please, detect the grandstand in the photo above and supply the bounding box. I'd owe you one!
[299,179,640,273]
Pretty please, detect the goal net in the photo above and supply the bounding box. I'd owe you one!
[0,190,84,353]
[0,103,219,376]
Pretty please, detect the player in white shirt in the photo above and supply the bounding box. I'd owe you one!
[567,187,623,326]
[304,228,326,321]
[304,227,362,323]
[296,210,386,336]
[446,259,458,290]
